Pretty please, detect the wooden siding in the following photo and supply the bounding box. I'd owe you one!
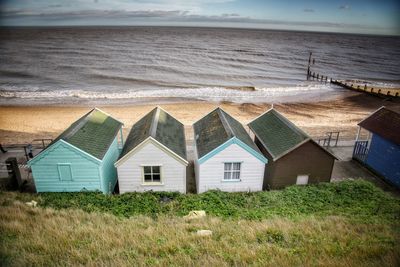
[256,138,334,189]
[194,141,200,192]
[30,141,101,192]
[365,134,400,188]
[117,141,186,193]
[100,137,120,194]
[196,143,265,193]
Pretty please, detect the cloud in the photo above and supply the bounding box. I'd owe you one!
[0,6,386,32]
[221,13,240,17]
[339,5,350,10]
[48,5,63,8]
[303,9,314,13]
[0,9,184,19]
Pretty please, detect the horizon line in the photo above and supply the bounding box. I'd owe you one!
[0,24,399,37]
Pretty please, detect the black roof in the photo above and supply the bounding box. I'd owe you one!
[193,108,261,159]
[120,107,187,160]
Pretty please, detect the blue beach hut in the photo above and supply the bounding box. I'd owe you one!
[28,108,124,194]
[353,107,400,189]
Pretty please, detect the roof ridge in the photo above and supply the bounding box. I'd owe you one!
[154,106,184,126]
[150,107,160,138]
[63,108,95,140]
[217,108,234,138]
[93,107,124,125]
[248,107,274,125]
[270,109,310,139]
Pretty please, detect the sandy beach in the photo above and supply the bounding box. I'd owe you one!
[1,93,399,145]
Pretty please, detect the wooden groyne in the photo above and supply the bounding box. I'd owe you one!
[305,52,399,98]
[331,80,399,98]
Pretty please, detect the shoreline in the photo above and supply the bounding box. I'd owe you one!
[1,93,399,145]
[0,83,359,106]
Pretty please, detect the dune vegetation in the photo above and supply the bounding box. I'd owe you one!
[1,180,399,266]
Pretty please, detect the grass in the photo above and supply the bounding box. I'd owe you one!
[32,180,400,221]
[0,180,399,266]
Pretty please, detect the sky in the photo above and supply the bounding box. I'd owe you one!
[0,0,399,35]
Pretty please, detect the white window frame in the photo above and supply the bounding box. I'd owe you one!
[141,165,163,185]
[223,162,242,181]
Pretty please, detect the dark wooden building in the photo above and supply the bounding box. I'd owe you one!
[353,107,400,189]
[248,109,337,189]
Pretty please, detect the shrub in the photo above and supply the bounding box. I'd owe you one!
[30,180,399,222]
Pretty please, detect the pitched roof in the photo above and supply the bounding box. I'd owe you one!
[193,108,262,159]
[48,108,123,160]
[248,109,312,160]
[358,107,400,145]
[119,107,187,160]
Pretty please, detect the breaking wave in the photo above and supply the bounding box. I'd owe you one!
[0,83,341,104]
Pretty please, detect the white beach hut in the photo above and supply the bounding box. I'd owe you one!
[115,107,188,193]
[193,108,267,193]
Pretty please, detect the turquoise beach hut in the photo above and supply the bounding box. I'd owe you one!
[28,108,123,194]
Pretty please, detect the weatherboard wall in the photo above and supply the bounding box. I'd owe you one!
[365,134,400,189]
[194,141,200,193]
[30,141,101,193]
[255,138,334,189]
[116,141,186,193]
[196,142,265,193]
[99,136,120,194]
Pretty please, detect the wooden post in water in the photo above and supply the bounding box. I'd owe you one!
[306,52,312,80]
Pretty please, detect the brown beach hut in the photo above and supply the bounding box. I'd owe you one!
[248,109,337,189]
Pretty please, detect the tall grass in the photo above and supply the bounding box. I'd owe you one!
[0,196,399,266]
[0,180,399,266]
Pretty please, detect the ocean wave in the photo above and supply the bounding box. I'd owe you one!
[0,84,336,103]
[0,70,36,79]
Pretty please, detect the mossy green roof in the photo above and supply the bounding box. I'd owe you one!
[193,108,261,159]
[120,107,187,160]
[51,108,123,160]
[248,109,309,159]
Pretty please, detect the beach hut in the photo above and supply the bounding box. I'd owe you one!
[28,108,124,194]
[248,109,337,189]
[193,108,267,193]
[353,107,400,189]
[115,107,188,193]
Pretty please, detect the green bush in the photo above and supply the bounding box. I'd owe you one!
[37,180,400,221]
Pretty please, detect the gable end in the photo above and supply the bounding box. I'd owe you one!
[198,137,267,164]
[28,139,102,166]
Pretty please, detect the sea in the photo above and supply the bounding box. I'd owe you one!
[0,26,399,105]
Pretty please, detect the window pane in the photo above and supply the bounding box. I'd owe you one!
[153,174,161,182]
[144,174,152,182]
[224,171,231,180]
[232,171,240,180]
[152,166,160,174]
[224,163,232,171]
[233,163,241,170]
[143,166,151,174]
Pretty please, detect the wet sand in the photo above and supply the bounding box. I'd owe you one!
[0,93,399,145]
